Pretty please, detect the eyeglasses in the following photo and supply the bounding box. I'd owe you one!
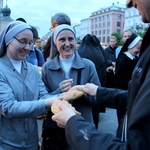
[13,37,34,47]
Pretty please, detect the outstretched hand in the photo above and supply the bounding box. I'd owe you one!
[52,103,76,128]
[76,83,98,96]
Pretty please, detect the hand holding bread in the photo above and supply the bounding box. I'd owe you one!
[62,85,85,101]
[51,100,81,115]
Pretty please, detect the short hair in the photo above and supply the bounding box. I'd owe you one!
[30,25,38,40]
[110,36,117,41]
[16,18,26,23]
[51,12,71,26]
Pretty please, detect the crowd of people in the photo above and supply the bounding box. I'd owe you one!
[0,0,150,149]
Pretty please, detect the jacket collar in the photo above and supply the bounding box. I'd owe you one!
[48,51,85,70]
[0,55,28,70]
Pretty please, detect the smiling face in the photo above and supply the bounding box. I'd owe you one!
[123,31,132,42]
[128,40,142,56]
[6,29,33,60]
[126,0,150,23]
[55,30,75,59]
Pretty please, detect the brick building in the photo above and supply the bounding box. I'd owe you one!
[90,2,125,46]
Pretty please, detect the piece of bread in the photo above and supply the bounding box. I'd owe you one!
[51,99,81,115]
[63,85,85,101]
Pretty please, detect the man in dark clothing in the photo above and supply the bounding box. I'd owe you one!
[51,0,150,149]
[105,36,117,87]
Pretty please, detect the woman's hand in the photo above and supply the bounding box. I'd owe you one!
[59,79,73,92]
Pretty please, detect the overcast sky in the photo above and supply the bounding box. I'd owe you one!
[4,0,126,37]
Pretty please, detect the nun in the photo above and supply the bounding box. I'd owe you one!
[41,24,101,150]
[0,21,60,149]
[114,33,142,126]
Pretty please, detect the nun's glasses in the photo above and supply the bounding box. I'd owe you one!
[13,37,34,47]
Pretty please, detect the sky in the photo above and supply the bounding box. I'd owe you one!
[4,0,126,37]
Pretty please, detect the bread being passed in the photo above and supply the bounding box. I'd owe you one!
[51,100,81,115]
[62,85,85,101]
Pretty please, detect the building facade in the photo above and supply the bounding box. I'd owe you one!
[90,2,125,46]
[80,18,90,39]
[124,7,149,31]
[0,0,13,32]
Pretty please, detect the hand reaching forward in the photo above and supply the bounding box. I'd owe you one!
[77,83,98,96]
[52,103,76,128]
[45,94,63,108]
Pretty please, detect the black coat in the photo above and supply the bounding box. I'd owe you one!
[65,27,150,150]
[78,34,107,87]
[114,54,138,90]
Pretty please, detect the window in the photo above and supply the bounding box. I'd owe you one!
[117,29,121,33]
[117,14,121,20]
[107,29,110,34]
[107,14,111,20]
[103,30,105,34]
[99,16,102,21]
[99,23,102,28]
[99,30,101,35]
[107,21,110,27]
[117,22,121,27]
[103,37,105,43]
[103,22,106,27]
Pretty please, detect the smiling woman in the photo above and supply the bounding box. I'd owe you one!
[41,24,101,150]
[0,21,63,149]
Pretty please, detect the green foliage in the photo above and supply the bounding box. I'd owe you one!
[136,27,148,38]
[127,26,148,38]
[76,37,81,41]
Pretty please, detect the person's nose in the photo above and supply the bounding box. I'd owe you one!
[24,44,32,50]
[65,40,70,46]
[126,0,133,8]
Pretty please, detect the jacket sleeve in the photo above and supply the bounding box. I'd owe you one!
[96,87,128,110]
[114,57,129,89]
[36,48,45,67]
[66,115,129,150]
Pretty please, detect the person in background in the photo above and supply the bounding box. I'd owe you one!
[41,24,100,150]
[42,12,71,61]
[35,37,42,51]
[105,36,118,88]
[51,0,150,149]
[76,40,82,50]
[114,33,142,129]
[42,36,51,61]
[78,34,107,128]
[15,18,45,68]
[26,26,45,67]
[115,30,133,59]
[0,21,62,150]
[16,17,27,23]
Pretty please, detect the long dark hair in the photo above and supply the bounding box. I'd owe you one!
[42,36,51,61]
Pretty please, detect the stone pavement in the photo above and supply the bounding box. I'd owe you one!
[37,108,118,147]
[98,108,118,136]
